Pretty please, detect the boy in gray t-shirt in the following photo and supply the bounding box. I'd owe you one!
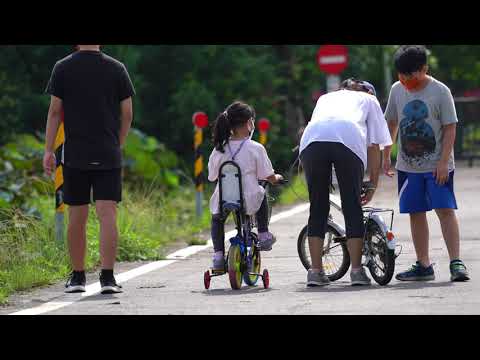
[383,45,469,282]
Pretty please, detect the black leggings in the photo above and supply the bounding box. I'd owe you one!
[300,142,365,239]
[211,195,269,253]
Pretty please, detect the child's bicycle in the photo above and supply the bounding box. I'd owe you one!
[297,182,401,286]
[203,161,286,290]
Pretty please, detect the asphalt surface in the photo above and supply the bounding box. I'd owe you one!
[2,164,479,315]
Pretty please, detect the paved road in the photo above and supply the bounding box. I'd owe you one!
[2,165,479,315]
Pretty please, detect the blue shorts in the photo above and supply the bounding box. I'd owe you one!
[397,170,458,214]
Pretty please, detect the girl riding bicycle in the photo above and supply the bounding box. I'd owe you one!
[208,101,283,272]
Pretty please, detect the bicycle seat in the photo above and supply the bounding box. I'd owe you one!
[223,202,241,212]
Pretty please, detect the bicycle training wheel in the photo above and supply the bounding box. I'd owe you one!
[297,224,350,281]
[365,220,395,286]
[228,245,243,290]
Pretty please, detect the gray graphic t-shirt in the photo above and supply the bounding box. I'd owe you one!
[385,77,458,173]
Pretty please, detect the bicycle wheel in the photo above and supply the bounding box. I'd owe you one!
[228,245,243,290]
[365,220,395,286]
[243,247,261,286]
[297,224,350,281]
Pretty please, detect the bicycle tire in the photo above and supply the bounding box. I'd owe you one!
[243,247,261,286]
[228,245,243,290]
[297,224,350,281]
[365,220,395,286]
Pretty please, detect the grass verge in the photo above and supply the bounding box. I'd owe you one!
[0,184,211,305]
[277,173,309,206]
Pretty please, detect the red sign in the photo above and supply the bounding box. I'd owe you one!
[192,112,208,128]
[258,118,271,132]
[464,89,480,97]
[317,45,348,75]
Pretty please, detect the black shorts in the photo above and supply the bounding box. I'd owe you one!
[63,166,122,206]
[300,142,365,239]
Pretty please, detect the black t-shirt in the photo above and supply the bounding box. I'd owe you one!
[46,50,135,170]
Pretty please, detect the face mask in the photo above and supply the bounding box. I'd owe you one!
[399,75,422,91]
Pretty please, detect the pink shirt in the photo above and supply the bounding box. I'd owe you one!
[208,139,275,215]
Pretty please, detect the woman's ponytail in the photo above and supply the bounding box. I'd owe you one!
[213,111,231,153]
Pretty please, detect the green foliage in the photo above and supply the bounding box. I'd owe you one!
[0,134,52,213]
[0,127,180,216]
[278,173,309,206]
[1,45,477,175]
[123,128,180,188]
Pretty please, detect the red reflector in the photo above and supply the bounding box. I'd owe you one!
[386,231,395,241]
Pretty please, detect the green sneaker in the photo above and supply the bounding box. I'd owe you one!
[450,260,470,282]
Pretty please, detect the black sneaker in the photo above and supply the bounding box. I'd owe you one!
[65,271,86,293]
[99,273,123,294]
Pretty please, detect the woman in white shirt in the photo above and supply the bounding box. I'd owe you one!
[299,79,392,287]
[208,101,283,272]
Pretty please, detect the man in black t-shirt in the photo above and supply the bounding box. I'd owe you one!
[43,45,135,294]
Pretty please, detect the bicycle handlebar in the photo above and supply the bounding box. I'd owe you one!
[259,177,288,188]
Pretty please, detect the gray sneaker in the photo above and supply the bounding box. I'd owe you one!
[258,234,277,251]
[306,269,330,287]
[350,268,372,286]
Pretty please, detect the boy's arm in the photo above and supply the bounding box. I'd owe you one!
[435,85,458,185]
[434,123,456,185]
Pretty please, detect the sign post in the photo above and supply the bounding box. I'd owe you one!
[192,111,208,219]
[258,118,270,145]
[54,112,65,246]
[317,45,349,92]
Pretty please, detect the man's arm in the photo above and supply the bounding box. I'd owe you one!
[119,97,133,147]
[367,144,381,187]
[434,123,456,185]
[362,144,381,205]
[43,95,63,176]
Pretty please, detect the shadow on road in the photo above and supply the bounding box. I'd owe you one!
[387,281,455,290]
[197,286,279,296]
[295,284,375,293]
[294,280,455,292]
[78,294,121,303]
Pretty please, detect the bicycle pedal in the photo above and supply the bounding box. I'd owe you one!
[211,269,226,275]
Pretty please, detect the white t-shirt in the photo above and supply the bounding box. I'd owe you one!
[300,89,392,169]
[208,139,275,215]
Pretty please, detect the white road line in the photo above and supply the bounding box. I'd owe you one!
[11,301,76,315]
[9,202,309,316]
